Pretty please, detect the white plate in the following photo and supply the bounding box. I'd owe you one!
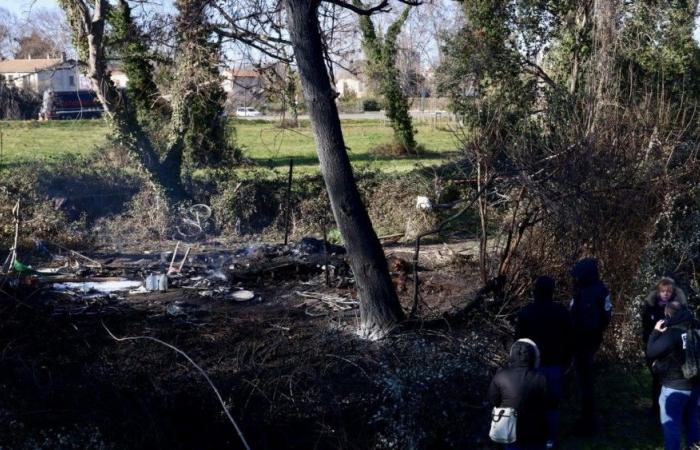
[230,290,255,302]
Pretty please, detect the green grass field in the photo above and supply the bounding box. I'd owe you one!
[0,120,108,165]
[0,119,459,174]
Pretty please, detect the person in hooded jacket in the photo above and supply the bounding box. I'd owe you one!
[488,339,548,450]
[645,300,700,450]
[569,258,612,435]
[516,276,572,448]
[642,277,688,416]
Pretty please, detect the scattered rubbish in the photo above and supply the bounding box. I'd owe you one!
[176,204,212,241]
[166,303,185,316]
[145,273,168,292]
[12,259,34,274]
[53,280,143,294]
[230,290,255,302]
[167,241,181,274]
[292,237,346,257]
[167,242,192,275]
[129,285,149,295]
[416,196,433,211]
[296,290,358,317]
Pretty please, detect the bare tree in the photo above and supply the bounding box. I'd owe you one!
[14,31,59,59]
[213,0,420,339]
[0,7,16,58]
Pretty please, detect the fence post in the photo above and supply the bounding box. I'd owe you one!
[283,158,294,246]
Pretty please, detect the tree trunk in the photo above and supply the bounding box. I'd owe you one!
[285,0,405,339]
[64,0,186,204]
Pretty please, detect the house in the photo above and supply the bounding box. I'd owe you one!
[0,55,80,94]
[222,68,265,106]
[109,68,129,88]
[336,76,366,98]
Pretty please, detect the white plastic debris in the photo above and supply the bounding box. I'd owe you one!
[52,280,143,294]
[129,285,149,295]
[415,196,433,211]
[230,290,255,302]
[145,273,168,292]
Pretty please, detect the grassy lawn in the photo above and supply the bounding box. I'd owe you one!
[235,119,459,175]
[0,120,108,166]
[0,118,459,174]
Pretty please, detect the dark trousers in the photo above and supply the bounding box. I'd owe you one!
[573,348,597,426]
[647,358,662,413]
[539,365,563,443]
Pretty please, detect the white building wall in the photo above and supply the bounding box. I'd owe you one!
[336,78,365,98]
[110,72,128,88]
[2,66,79,94]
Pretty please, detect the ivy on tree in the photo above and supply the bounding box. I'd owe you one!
[358,3,417,153]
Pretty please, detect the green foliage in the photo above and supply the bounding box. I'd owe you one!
[107,0,160,118]
[358,5,417,152]
[173,0,234,169]
[362,98,381,112]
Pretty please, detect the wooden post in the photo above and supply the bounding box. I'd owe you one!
[283,158,294,246]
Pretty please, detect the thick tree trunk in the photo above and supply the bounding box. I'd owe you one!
[63,0,186,204]
[285,0,405,339]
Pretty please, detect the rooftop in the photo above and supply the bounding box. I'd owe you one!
[0,58,71,74]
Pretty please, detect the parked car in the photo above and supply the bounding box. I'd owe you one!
[39,90,103,120]
[235,107,261,117]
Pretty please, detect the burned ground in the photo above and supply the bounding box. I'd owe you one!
[0,239,505,449]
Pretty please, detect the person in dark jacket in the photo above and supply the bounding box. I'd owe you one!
[642,277,688,416]
[516,276,572,448]
[488,339,548,450]
[569,258,612,435]
[646,301,700,450]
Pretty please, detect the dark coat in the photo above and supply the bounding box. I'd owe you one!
[642,286,688,344]
[516,289,573,367]
[488,340,548,445]
[570,259,611,353]
[646,307,697,391]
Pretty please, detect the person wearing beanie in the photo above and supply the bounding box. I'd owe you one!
[516,276,572,448]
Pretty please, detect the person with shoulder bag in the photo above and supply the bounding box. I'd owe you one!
[488,339,548,450]
[646,300,700,450]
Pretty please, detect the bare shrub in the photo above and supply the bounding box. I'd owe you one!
[454,86,699,357]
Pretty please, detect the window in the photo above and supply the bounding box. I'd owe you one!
[68,75,75,87]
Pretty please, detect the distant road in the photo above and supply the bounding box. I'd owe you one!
[236,111,454,122]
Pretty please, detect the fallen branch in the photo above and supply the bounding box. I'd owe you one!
[101,321,251,450]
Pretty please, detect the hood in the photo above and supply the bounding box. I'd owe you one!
[508,338,540,369]
[645,279,688,307]
[533,276,555,303]
[666,306,693,328]
[571,258,600,286]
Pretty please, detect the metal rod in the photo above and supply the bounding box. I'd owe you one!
[168,241,181,274]
[177,247,192,273]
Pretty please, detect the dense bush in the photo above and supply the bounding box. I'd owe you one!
[0,82,41,120]
[362,98,382,112]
